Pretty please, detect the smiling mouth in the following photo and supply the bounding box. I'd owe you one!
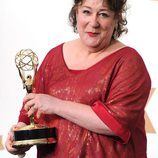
[87,32,99,37]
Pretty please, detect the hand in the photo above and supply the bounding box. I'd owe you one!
[5,123,31,155]
[23,93,60,118]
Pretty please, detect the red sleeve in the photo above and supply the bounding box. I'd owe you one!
[92,101,130,143]
[91,49,151,144]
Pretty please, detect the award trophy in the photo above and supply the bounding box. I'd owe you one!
[13,49,56,148]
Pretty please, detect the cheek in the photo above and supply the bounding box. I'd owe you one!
[102,22,115,34]
[76,15,87,29]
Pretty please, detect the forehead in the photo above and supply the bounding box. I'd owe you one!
[81,0,109,10]
[82,0,107,6]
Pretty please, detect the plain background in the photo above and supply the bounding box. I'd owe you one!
[0,0,158,157]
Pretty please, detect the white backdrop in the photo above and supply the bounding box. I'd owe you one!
[0,0,158,157]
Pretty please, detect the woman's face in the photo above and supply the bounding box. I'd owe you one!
[76,0,117,50]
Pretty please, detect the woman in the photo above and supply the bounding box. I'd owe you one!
[5,0,151,158]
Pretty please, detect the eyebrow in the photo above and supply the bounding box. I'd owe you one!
[81,6,110,12]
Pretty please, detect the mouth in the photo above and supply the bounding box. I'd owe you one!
[87,32,99,37]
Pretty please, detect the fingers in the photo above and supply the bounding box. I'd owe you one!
[5,140,18,155]
[23,93,48,118]
[23,93,36,106]
[23,93,41,117]
[5,129,18,154]
[24,93,36,111]
[5,123,30,155]
[27,105,42,118]
[27,105,37,117]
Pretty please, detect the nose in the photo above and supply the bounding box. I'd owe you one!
[89,14,100,28]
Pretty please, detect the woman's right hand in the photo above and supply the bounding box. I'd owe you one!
[5,122,31,155]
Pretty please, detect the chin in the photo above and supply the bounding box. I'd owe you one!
[83,40,98,46]
[85,42,100,48]
[81,36,102,48]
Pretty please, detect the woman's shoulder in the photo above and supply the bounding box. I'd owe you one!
[49,43,64,53]
[44,43,65,60]
[41,43,64,65]
[111,40,140,58]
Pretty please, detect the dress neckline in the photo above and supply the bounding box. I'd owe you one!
[60,43,129,73]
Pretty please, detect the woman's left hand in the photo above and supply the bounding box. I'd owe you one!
[23,93,60,118]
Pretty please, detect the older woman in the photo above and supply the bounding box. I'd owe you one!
[6,0,151,158]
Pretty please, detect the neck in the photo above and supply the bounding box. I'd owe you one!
[78,38,116,56]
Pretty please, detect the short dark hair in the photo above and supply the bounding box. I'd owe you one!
[69,0,128,39]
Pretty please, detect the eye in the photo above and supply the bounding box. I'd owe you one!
[82,9,91,15]
[99,12,109,18]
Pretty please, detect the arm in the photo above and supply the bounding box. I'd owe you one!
[24,93,115,135]
[91,49,151,143]
[56,100,115,135]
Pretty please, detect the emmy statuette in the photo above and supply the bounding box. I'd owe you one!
[13,49,56,148]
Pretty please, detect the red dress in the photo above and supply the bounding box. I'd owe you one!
[18,43,151,158]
